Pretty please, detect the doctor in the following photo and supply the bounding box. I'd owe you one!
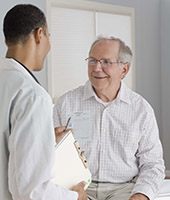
[0,4,86,200]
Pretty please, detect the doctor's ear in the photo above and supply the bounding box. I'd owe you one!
[33,27,43,44]
[120,63,130,79]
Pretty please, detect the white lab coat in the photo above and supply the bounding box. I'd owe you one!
[0,58,78,200]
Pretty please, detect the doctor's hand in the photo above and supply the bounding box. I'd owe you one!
[72,182,87,200]
[54,126,72,143]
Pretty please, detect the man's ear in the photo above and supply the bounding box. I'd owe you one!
[120,63,130,79]
[34,27,43,44]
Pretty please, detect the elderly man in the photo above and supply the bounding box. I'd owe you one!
[53,36,165,200]
[0,4,86,200]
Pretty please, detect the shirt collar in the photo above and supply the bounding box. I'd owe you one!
[116,81,131,104]
[13,58,40,84]
[1,58,40,85]
[82,80,131,104]
[82,80,96,101]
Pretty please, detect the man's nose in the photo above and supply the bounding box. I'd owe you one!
[93,60,103,71]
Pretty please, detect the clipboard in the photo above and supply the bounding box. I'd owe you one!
[51,131,91,189]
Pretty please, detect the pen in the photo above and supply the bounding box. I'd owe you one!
[64,117,71,131]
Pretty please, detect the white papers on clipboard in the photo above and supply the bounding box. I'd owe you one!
[51,131,91,189]
[67,111,91,141]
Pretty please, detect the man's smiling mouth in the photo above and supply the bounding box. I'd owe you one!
[93,76,107,79]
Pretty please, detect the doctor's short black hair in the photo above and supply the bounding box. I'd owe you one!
[3,4,47,46]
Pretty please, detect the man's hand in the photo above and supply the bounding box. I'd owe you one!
[129,193,149,200]
[72,182,87,200]
[54,126,71,143]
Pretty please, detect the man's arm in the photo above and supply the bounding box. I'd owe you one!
[131,108,165,200]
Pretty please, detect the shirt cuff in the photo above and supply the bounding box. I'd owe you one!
[131,185,156,200]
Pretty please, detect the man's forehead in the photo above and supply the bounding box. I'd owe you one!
[91,39,120,56]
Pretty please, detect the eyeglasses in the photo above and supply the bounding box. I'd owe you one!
[85,57,123,68]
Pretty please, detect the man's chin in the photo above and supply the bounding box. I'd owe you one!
[92,84,107,92]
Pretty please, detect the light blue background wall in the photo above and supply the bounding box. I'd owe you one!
[0,0,170,171]
[161,0,170,173]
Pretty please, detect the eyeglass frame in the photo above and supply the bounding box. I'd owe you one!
[85,57,126,68]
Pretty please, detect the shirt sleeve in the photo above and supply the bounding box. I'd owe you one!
[8,93,78,200]
[53,97,63,128]
[131,108,165,200]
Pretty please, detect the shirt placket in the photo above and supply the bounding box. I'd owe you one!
[98,106,108,181]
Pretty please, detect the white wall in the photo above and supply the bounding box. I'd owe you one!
[0,0,169,171]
